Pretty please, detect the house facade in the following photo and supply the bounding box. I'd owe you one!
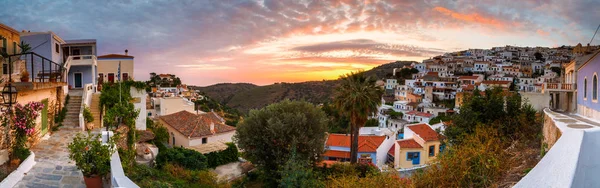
[63,39,97,89]
[393,123,442,169]
[20,31,65,65]
[0,23,20,79]
[323,134,393,166]
[577,50,600,119]
[97,52,134,86]
[159,110,235,147]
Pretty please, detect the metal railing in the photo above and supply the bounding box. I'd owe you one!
[6,52,65,83]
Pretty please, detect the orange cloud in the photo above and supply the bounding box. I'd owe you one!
[536,29,550,36]
[433,7,512,29]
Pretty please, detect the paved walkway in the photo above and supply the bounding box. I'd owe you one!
[14,127,85,188]
[557,111,600,127]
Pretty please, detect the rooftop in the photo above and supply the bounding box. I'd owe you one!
[326,134,386,152]
[98,54,134,59]
[159,110,235,138]
[407,123,440,141]
[397,139,422,148]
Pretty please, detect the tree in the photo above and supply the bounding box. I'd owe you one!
[234,100,328,183]
[534,52,544,62]
[279,148,324,188]
[333,71,384,164]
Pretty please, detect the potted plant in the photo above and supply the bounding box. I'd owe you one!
[20,70,29,82]
[68,133,115,188]
[83,105,94,130]
[49,74,57,82]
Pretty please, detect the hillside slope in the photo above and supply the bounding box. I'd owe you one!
[196,60,417,113]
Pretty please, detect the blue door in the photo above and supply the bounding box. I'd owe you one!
[412,152,420,165]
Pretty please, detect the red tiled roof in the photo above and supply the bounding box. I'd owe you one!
[458,76,479,80]
[159,110,235,138]
[388,145,395,155]
[326,134,386,152]
[397,139,422,148]
[482,80,511,85]
[427,72,439,75]
[98,54,134,59]
[405,111,434,118]
[323,150,350,158]
[408,124,440,142]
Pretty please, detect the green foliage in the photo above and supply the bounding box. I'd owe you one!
[429,115,452,125]
[83,105,94,123]
[321,102,350,134]
[234,100,328,183]
[155,147,208,170]
[333,71,384,163]
[54,95,69,124]
[279,149,325,188]
[149,120,169,147]
[364,118,379,127]
[412,127,507,187]
[68,133,116,177]
[12,146,30,161]
[205,143,239,168]
[550,67,561,76]
[446,87,541,144]
[126,163,229,188]
[387,110,403,120]
[194,96,242,126]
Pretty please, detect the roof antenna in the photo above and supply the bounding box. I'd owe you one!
[590,24,600,45]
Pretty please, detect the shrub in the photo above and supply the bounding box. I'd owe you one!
[155,147,207,170]
[83,105,94,123]
[150,122,169,147]
[68,133,116,177]
[205,142,239,168]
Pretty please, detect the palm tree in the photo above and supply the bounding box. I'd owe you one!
[333,71,384,164]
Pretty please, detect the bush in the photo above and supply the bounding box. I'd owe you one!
[150,122,169,147]
[205,142,239,168]
[155,147,208,170]
[54,95,69,124]
[68,133,116,177]
[83,105,94,123]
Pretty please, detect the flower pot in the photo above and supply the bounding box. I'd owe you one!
[86,122,94,130]
[20,77,29,82]
[83,175,103,188]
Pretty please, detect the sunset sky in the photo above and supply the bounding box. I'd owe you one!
[2,0,599,86]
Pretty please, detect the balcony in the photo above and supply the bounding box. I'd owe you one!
[543,83,575,92]
[3,52,67,91]
[65,55,97,66]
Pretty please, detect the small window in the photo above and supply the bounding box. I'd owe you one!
[584,78,588,99]
[55,43,59,53]
[202,137,207,144]
[147,112,152,116]
[429,145,435,157]
[13,42,17,54]
[407,152,419,161]
[594,75,598,100]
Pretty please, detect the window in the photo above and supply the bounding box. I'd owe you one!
[594,74,598,101]
[440,144,446,153]
[202,137,207,144]
[2,63,7,75]
[55,43,60,53]
[13,42,16,54]
[429,145,435,157]
[171,132,175,145]
[584,78,587,99]
[406,152,419,161]
[0,36,6,53]
[147,112,152,116]
[122,73,129,81]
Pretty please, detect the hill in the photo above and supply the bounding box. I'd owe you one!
[195,60,417,113]
[191,83,258,104]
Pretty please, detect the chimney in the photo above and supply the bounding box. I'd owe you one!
[125,49,128,55]
[210,122,215,133]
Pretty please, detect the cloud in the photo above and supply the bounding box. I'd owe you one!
[175,64,235,70]
[536,29,550,37]
[432,6,519,29]
[290,39,445,57]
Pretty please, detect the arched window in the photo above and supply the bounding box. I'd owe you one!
[594,74,598,100]
[584,78,588,99]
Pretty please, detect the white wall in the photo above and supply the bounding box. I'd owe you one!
[131,87,147,130]
[521,92,550,111]
[188,131,236,146]
[159,97,195,116]
[376,136,396,168]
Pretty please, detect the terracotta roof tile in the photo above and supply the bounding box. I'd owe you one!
[482,80,511,85]
[323,150,351,158]
[159,110,235,138]
[326,134,386,152]
[388,144,395,155]
[408,124,440,142]
[397,139,423,148]
[458,76,479,80]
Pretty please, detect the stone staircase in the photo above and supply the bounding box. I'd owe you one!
[63,95,82,128]
[90,93,102,129]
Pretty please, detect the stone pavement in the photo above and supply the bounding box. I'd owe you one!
[557,111,600,127]
[14,127,85,188]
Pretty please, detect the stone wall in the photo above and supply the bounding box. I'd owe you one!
[542,112,562,149]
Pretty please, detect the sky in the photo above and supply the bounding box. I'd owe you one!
[1,0,599,86]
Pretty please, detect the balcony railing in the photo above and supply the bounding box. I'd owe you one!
[544,83,575,92]
[5,52,65,83]
[65,55,97,66]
